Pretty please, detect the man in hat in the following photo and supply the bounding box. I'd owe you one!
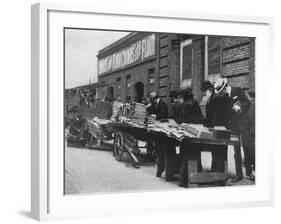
[214,77,252,182]
[201,80,229,172]
[169,90,183,124]
[67,108,88,147]
[147,91,169,120]
[147,91,177,181]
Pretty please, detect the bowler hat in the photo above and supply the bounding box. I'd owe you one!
[169,91,178,98]
[201,81,214,92]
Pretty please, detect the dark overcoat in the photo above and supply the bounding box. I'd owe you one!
[170,101,183,123]
[228,87,251,133]
[206,91,232,127]
[148,99,169,120]
[182,97,203,124]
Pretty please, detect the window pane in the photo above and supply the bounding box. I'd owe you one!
[208,36,221,75]
[182,45,192,80]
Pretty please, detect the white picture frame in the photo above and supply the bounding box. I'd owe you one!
[31,2,274,221]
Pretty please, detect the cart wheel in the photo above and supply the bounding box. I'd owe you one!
[114,131,124,161]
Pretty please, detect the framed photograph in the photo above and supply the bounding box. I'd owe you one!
[31,2,274,221]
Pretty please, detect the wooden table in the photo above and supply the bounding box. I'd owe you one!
[181,135,240,188]
[153,133,240,187]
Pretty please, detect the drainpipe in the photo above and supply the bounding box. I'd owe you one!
[204,36,208,80]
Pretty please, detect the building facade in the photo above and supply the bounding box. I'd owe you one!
[97,32,255,103]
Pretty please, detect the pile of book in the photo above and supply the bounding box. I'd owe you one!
[147,115,156,127]
[180,123,198,136]
[180,123,213,139]
[92,117,110,125]
[209,126,231,140]
[131,102,146,125]
[111,101,123,121]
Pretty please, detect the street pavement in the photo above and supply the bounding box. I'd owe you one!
[65,145,254,194]
[65,146,177,194]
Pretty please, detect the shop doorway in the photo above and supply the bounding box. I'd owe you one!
[133,82,144,103]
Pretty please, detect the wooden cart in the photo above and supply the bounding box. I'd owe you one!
[110,120,241,187]
[109,122,156,168]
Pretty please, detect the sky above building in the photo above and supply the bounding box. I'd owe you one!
[65,29,129,89]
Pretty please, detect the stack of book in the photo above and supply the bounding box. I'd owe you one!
[111,101,123,121]
[209,126,231,140]
[180,123,213,139]
[180,123,199,136]
[147,115,156,127]
[131,102,146,125]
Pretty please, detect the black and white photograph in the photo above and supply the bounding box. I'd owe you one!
[64,29,256,194]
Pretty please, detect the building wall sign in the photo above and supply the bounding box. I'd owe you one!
[98,34,155,75]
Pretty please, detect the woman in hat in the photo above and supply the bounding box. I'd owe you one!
[179,87,203,187]
[169,91,183,124]
[182,87,203,124]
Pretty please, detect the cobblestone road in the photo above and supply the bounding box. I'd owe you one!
[65,145,253,194]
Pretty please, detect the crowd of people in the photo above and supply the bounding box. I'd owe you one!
[79,88,96,109]
[66,77,255,186]
[145,77,255,186]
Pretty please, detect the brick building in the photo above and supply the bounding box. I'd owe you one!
[97,32,255,103]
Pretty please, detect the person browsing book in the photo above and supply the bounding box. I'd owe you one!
[214,77,252,182]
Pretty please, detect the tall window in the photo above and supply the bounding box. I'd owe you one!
[126,75,131,102]
[116,77,121,100]
[147,68,155,93]
[208,36,222,76]
[180,39,193,87]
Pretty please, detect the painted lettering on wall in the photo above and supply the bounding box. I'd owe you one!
[98,34,155,75]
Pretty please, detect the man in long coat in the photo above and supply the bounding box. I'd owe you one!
[147,92,176,181]
[214,78,251,182]
[202,80,231,172]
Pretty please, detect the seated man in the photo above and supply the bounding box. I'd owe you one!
[67,108,88,147]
